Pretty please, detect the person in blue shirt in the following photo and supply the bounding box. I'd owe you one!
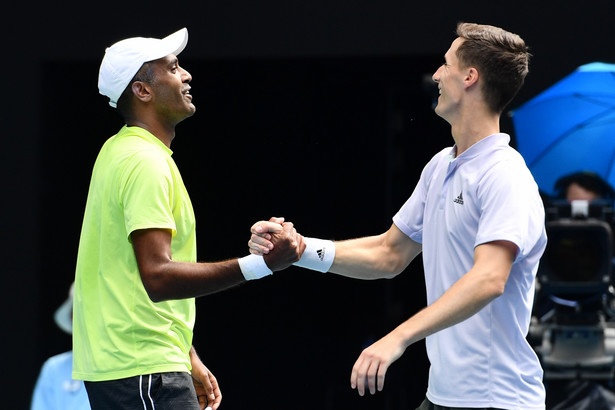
[31,283,90,410]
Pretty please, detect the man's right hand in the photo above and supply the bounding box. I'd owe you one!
[249,217,285,255]
[262,221,305,271]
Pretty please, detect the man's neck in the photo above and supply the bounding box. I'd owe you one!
[126,119,176,148]
[449,107,500,157]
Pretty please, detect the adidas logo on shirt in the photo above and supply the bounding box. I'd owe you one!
[454,192,464,205]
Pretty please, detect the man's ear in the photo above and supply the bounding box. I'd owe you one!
[131,81,153,103]
[464,67,479,89]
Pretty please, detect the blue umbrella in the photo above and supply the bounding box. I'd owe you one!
[511,62,615,196]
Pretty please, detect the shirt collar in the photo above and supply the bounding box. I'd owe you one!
[448,133,510,164]
[120,125,174,156]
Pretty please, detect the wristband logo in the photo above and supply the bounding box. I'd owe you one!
[316,247,327,261]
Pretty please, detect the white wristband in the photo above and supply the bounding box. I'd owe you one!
[293,237,335,272]
[238,254,273,280]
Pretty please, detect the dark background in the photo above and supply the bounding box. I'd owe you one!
[5,1,615,409]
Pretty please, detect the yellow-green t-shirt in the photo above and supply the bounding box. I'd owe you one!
[72,126,196,381]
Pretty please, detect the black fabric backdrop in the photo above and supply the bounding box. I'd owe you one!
[6,1,615,408]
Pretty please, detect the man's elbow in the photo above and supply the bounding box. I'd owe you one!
[144,284,167,303]
[491,285,506,299]
[379,260,409,279]
[140,271,168,303]
[372,260,402,281]
[486,276,508,299]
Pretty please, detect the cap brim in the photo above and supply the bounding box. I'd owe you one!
[54,296,72,334]
[145,27,188,62]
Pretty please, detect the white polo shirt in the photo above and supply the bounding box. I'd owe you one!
[393,133,546,409]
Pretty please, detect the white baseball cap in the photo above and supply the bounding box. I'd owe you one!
[98,27,189,108]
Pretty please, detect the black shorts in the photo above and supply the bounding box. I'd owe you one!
[84,372,201,410]
[416,397,505,410]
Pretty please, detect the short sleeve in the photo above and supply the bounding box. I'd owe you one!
[475,157,544,259]
[393,149,450,243]
[119,149,177,238]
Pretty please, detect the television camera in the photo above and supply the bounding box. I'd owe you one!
[530,199,615,380]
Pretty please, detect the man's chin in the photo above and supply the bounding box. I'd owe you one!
[185,104,196,118]
[175,106,197,125]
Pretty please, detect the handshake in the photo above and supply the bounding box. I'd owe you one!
[246,216,335,275]
[248,217,305,272]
